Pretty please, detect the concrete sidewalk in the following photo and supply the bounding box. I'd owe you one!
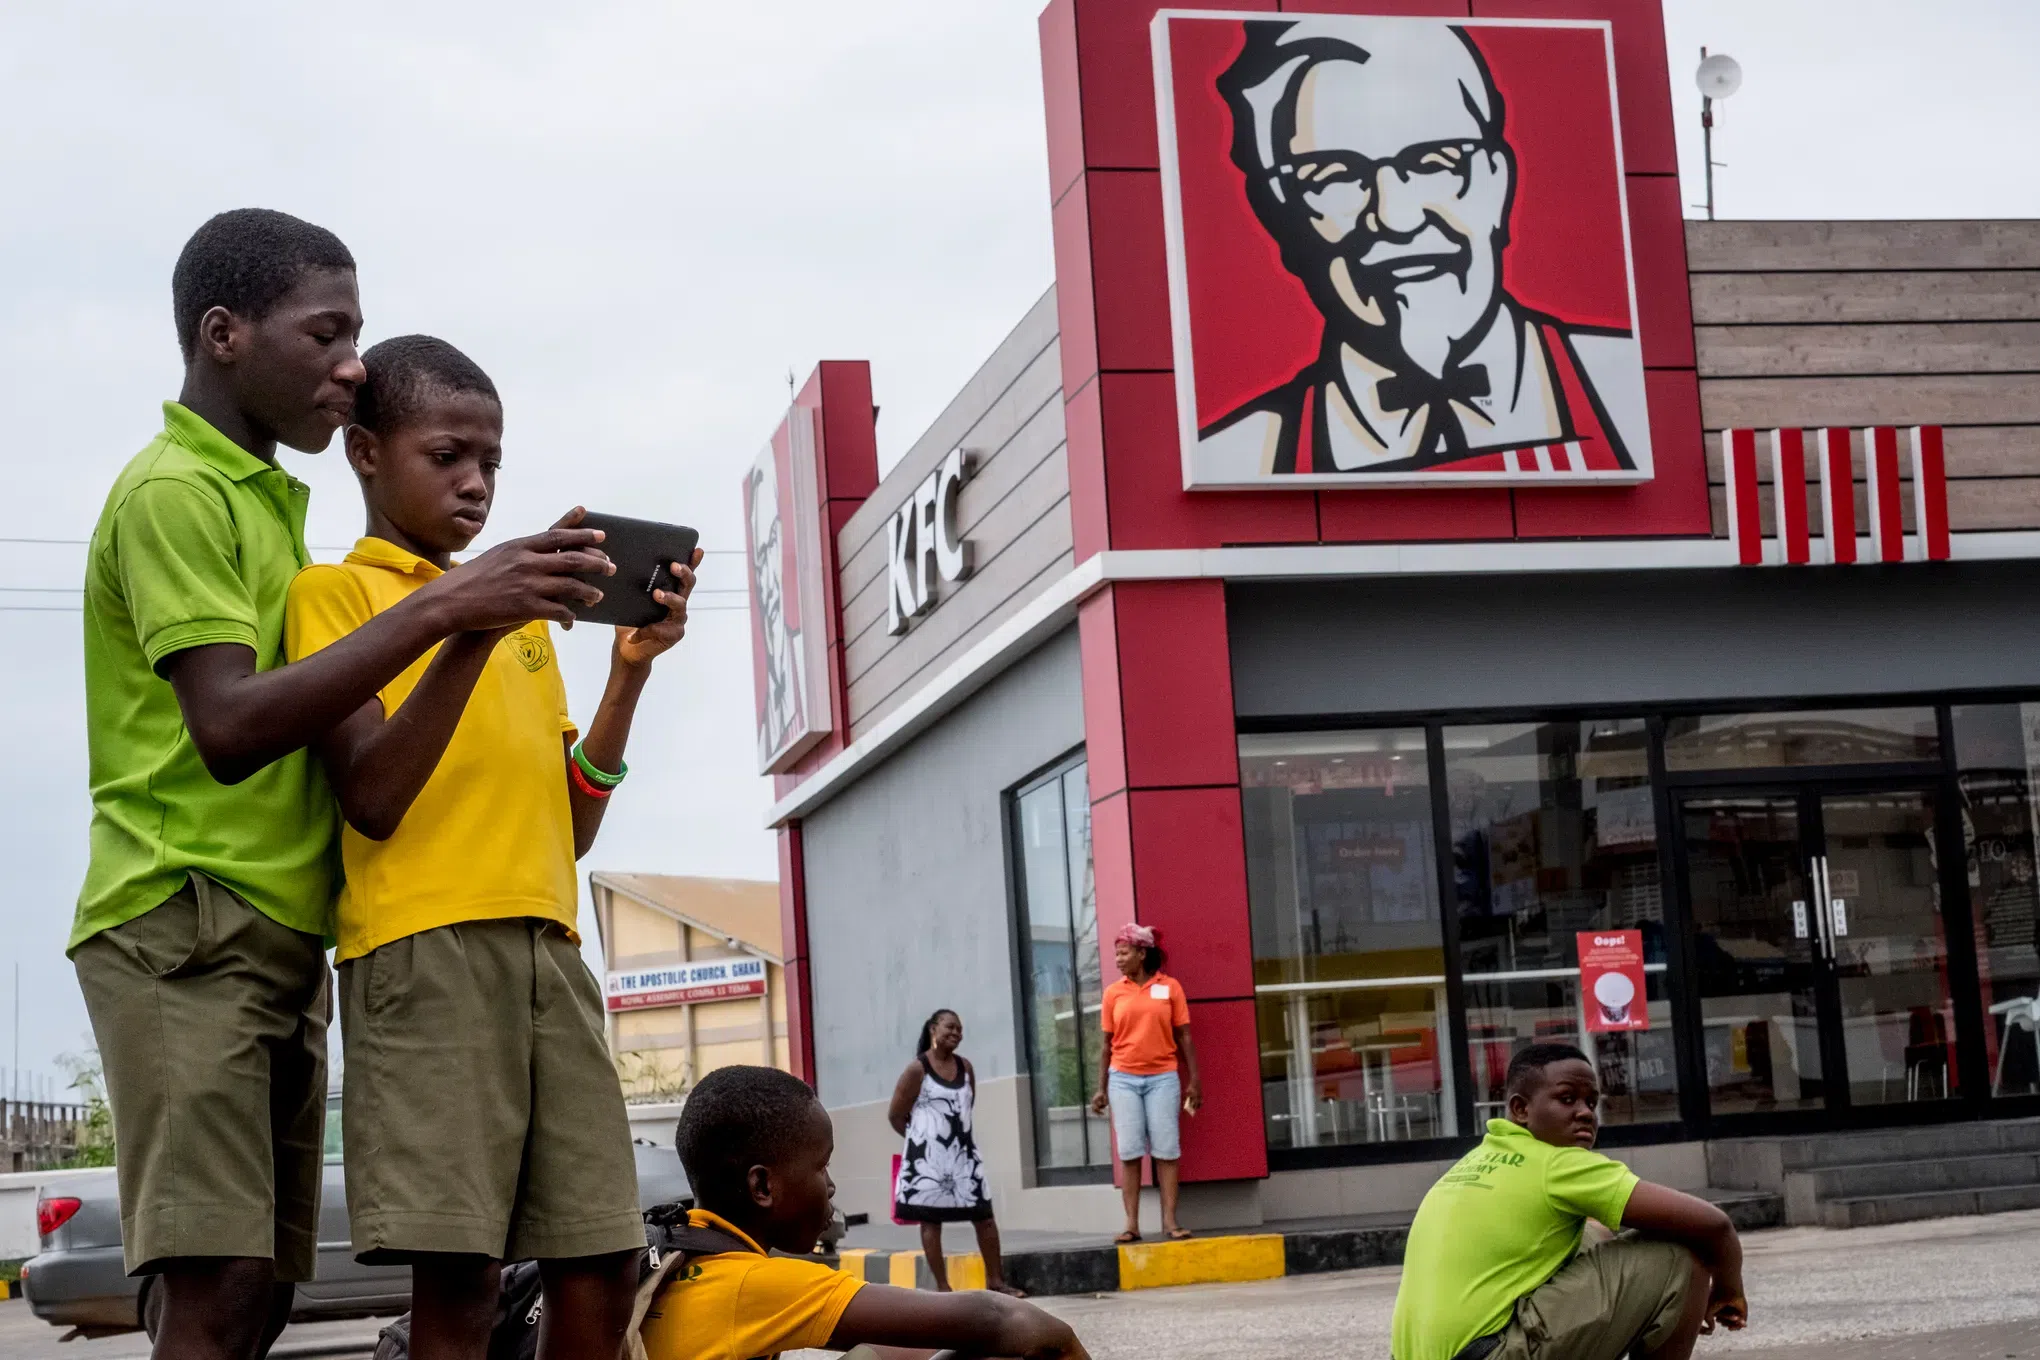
[831,1189,1781,1296]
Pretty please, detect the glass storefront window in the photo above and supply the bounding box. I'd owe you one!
[1952,705,2040,1097]
[1664,708,1939,773]
[1445,721,1681,1126]
[1011,757,1111,1171]
[1241,730,1456,1149]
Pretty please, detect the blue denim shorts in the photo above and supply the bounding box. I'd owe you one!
[1107,1068,1182,1161]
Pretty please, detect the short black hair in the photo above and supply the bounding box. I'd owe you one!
[354,334,500,435]
[171,209,356,359]
[676,1066,824,1211]
[1504,1042,1593,1099]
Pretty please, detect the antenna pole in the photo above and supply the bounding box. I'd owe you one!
[1700,46,1717,221]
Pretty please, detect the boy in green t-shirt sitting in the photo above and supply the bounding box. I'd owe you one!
[1391,1043,1747,1360]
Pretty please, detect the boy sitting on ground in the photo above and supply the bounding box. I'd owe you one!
[1390,1043,1747,1360]
[287,334,699,1359]
[641,1066,1089,1360]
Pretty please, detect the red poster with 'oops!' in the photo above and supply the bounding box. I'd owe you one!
[1578,930,1648,1034]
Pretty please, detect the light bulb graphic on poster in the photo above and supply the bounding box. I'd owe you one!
[1578,930,1649,1033]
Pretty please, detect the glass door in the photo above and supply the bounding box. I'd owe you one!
[1678,784,1962,1121]
[1819,788,1959,1109]
[1681,793,1829,1115]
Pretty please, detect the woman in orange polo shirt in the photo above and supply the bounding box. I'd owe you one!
[1088,923,1202,1243]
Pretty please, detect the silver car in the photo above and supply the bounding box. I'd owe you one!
[21,1092,694,1339]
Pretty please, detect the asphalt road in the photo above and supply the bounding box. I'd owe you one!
[12,1207,2040,1358]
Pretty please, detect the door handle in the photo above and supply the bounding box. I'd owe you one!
[1810,855,1833,959]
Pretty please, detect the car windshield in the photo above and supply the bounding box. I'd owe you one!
[323,1101,343,1165]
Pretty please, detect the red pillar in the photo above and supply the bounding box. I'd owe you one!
[1081,579,1265,1182]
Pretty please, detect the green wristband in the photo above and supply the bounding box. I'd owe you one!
[572,743,627,789]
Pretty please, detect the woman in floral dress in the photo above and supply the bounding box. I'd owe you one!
[888,1009,1024,1295]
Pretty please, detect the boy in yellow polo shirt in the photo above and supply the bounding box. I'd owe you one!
[285,334,700,1359]
[641,1065,1089,1360]
[1390,1043,1747,1360]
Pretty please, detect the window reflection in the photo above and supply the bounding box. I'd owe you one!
[1014,758,1111,1170]
[1952,705,2040,1097]
[1242,731,1455,1148]
[1664,708,1939,772]
[1445,721,1681,1125]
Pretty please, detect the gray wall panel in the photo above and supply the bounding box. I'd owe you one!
[1229,562,2040,721]
[801,626,1085,1109]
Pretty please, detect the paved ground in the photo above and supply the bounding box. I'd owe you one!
[12,1207,2040,1358]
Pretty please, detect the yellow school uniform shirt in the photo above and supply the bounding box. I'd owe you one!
[284,537,579,963]
[639,1209,865,1360]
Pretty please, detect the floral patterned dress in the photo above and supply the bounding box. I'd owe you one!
[893,1053,993,1223]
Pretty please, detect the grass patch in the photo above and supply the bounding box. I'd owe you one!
[1,1257,25,1285]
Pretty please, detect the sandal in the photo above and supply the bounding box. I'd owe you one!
[1167,1227,1194,1241]
[1113,1230,1142,1244]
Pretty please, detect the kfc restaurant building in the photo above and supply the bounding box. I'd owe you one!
[744,0,2040,1233]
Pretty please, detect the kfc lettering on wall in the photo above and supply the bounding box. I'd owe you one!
[885,447,975,635]
[1153,12,1653,488]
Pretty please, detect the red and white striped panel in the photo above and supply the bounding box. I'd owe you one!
[1500,441,1588,474]
[1862,426,1906,564]
[1722,429,1762,566]
[1817,428,1857,565]
[1911,425,1952,561]
[1724,426,1949,567]
[1770,428,1810,565]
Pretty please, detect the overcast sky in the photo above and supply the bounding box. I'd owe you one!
[2,0,2037,1096]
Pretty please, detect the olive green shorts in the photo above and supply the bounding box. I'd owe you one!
[1490,1234,1697,1360]
[339,918,644,1262]
[73,873,331,1279]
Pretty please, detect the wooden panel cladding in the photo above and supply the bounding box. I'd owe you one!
[832,287,1075,736]
[1689,220,2040,535]
[1686,219,2040,272]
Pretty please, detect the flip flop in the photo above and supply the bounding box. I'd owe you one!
[1113,1230,1142,1244]
[1167,1227,1194,1241]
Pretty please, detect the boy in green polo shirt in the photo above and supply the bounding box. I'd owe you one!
[1390,1043,1748,1360]
[72,209,615,1360]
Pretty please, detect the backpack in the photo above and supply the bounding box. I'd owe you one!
[372,1203,751,1360]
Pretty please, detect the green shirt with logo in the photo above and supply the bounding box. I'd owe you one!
[1390,1119,1639,1360]
[72,402,337,951]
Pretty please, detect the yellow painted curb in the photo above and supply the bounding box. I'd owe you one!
[888,1251,919,1289]
[1117,1234,1286,1291]
[835,1248,877,1277]
[945,1251,986,1292]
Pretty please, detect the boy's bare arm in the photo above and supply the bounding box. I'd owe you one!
[164,524,610,785]
[314,632,503,840]
[1620,1182,1747,1331]
[828,1286,1089,1360]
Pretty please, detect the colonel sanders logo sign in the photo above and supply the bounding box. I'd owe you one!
[1154,12,1652,486]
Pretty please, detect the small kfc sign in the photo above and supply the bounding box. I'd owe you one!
[1578,930,1649,1034]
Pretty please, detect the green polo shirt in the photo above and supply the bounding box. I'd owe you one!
[1390,1120,1639,1360]
[71,401,337,952]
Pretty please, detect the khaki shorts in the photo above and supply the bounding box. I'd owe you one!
[1490,1234,1697,1360]
[339,918,644,1262]
[73,873,330,1279]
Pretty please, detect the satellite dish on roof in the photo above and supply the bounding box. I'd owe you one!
[1696,53,1743,100]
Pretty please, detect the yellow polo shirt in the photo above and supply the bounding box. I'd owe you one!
[284,537,579,963]
[639,1210,865,1360]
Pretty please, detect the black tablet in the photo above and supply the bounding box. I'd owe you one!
[568,513,701,629]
